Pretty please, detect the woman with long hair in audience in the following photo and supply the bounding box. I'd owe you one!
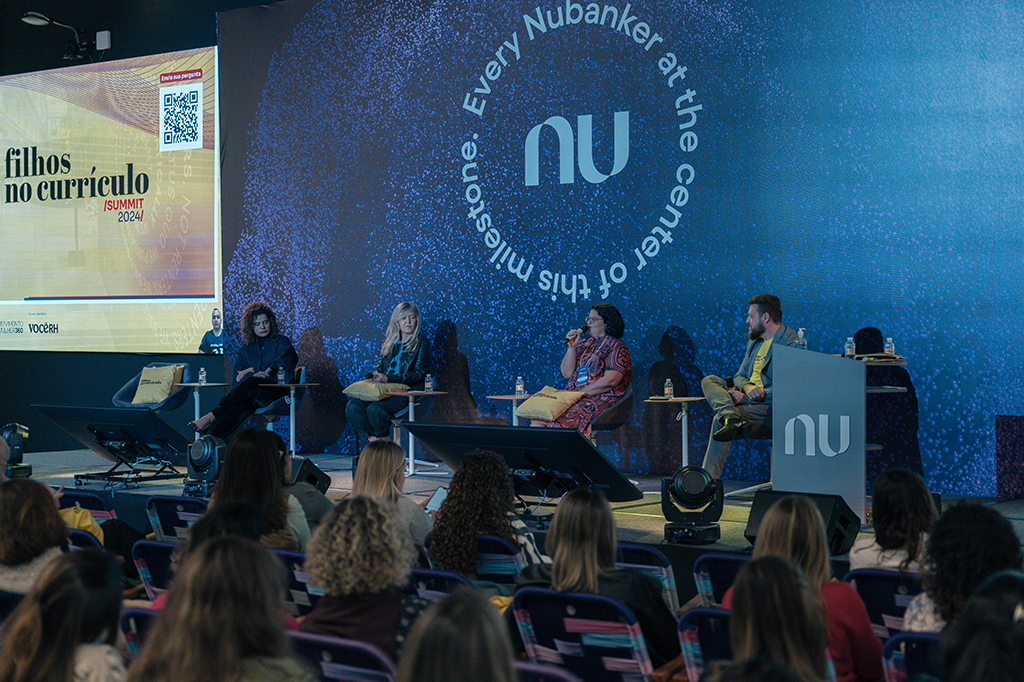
[904,501,1023,633]
[428,449,546,577]
[849,468,937,573]
[351,440,432,546]
[941,569,1024,682]
[0,549,125,682]
[723,495,882,682]
[210,428,311,551]
[0,479,67,595]
[397,587,516,682]
[299,495,429,660]
[127,536,315,682]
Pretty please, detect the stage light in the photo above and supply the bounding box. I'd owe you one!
[185,435,226,497]
[661,465,723,545]
[1,423,31,478]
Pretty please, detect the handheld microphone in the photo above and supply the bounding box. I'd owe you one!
[564,326,586,345]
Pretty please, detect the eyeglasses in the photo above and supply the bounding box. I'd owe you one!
[586,316,602,323]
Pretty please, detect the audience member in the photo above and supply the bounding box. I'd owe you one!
[849,468,937,573]
[299,495,429,660]
[0,478,67,594]
[396,586,516,682]
[0,549,125,682]
[701,658,805,682]
[941,569,1024,682]
[127,536,315,682]
[904,501,1023,633]
[723,495,882,682]
[429,449,547,577]
[351,440,431,546]
[210,428,311,551]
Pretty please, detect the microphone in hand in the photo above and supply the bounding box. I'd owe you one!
[564,326,586,345]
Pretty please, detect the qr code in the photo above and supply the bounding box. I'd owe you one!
[158,82,203,152]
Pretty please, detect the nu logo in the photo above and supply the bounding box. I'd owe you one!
[524,111,630,186]
[784,414,851,458]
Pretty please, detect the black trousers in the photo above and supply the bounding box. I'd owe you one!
[345,395,408,438]
[209,376,288,439]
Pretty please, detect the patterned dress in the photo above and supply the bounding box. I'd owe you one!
[549,335,632,438]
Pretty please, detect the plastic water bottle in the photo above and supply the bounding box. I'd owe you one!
[664,378,674,399]
[796,328,808,351]
[844,337,856,358]
[515,376,525,398]
[884,337,896,356]
[424,374,434,392]
[198,367,207,385]
[277,366,286,384]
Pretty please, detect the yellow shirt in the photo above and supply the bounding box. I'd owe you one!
[750,339,773,389]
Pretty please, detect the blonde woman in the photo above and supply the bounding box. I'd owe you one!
[346,301,432,440]
[299,495,430,660]
[351,440,432,546]
[722,496,882,682]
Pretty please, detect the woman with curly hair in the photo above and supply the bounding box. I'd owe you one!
[299,495,429,659]
[428,449,547,578]
[351,440,432,546]
[904,501,1023,633]
[941,569,1024,682]
[190,301,298,439]
[849,468,937,573]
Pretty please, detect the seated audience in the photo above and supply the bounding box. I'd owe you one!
[209,428,311,551]
[396,586,516,682]
[849,468,937,573]
[0,549,125,682]
[0,478,67,594]
[904,501,1023,633]
[351,440,431,546]
[127,536,316,682]
[300,495,430,660]
[941,569,1024,682]
[512,487,681,668]
[701,658,806,682]
[723,495,882,682]
[429,449,547,577]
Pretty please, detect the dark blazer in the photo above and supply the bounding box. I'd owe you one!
[372,336,432,388]
[231,334,298,385]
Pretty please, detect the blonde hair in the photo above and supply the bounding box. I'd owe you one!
[352,441,405,504]
[304,495,414,595]
[547,487,617,593]
[752,496,831,587]
[380,301,422,359]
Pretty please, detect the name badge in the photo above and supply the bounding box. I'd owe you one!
[576,363,590,386]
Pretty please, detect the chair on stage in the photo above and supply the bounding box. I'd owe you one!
[881,631,942,682]
[693,553,749,607]
[255,366,307,451]
[514,660,584,682]
[403,567,473,602]
[58,490,118,522]
[843,568,924,641]
[112,362,192,412]
[513,586,654,682]
[68,528,103,550]
[146,495,208,544]
[272,548,325,617]
[288,630,397,682]
[616,542,680,612]
[132,539,177,601]
[120,606,158,658]
[677,607,732,682]
[591,386,635,436]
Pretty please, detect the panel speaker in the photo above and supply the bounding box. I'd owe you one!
[744,490,861,556]
[289,456,331,494]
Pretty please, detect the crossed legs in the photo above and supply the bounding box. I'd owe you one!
[700,375,771,479]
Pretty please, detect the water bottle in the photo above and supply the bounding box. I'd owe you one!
[884,337,896,356]
[277,366,286,384]
[664,378,674,399]
[844,337,856,358]
[424,374,434,392]
[796,328,808,351]
[515,376,525,398]
[198,367,207,386]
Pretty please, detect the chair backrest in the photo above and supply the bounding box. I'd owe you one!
[0,589,23,623]
[591,386,634,431]
[512,586,653,682]
[272,548,325,617]
[514,660,584,682]
[255,366,308,417]
[881,631,942,682]
[146,495,208,543]
[616,542,680,612]
[112,362,192,411]
[476,534,526,585]
[288,630,396,682]
[692,553,749,607]
[68,528,103,550]
[677,607,732,682]
[132,539,177,601]
[404,567,473,602]
[58,490,117,521]
[120,606,158,658]
[843,568,924,640]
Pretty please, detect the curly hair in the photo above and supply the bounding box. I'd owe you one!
[239,301,280,345]
[429,450,515,576]
[304,495,414,595]
[923,502,1023,623]
[0,479,68,566]
[871,468,937,574]
[591,304,625,339]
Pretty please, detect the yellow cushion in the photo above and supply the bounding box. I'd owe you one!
[514,386,585,421]
[132,365,179,404]
[343,380,409,402]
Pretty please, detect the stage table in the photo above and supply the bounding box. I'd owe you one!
[259,382,319,455]
[177,382,231,442]
[643,396,706,467]
[390,390,448,476]
[487,393,534,426]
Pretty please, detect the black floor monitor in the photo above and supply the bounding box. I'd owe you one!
[403,423,642,502]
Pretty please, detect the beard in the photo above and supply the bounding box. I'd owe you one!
[748,321,766,341]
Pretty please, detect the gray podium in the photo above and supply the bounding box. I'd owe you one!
[773,345,867,522]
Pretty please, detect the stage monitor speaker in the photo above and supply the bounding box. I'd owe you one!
[744,490,861,556]
[289,456,330,494]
